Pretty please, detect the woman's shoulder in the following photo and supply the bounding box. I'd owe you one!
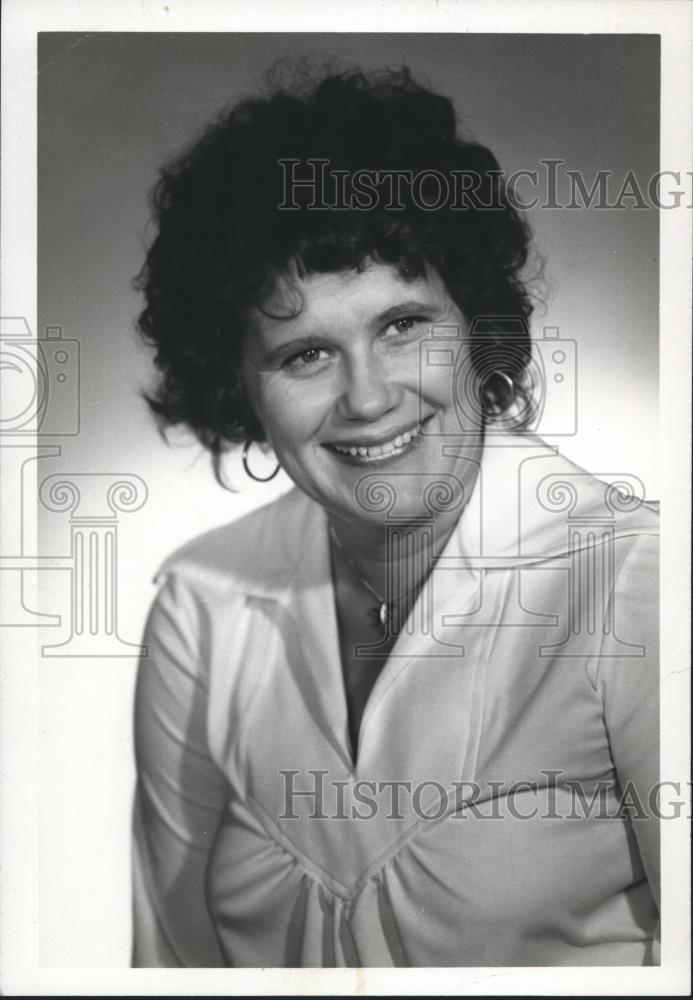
[153,486,316,595]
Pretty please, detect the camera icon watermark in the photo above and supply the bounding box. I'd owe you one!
[0,317,80,435]
[418,318,577,437]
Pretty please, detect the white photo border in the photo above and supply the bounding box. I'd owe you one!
[1,0,690,995]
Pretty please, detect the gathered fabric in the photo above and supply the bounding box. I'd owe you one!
[132,433,659,967]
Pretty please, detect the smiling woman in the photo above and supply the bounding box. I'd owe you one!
[132,66,659,968]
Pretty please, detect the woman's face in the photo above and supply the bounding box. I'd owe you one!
[242,261,484,529]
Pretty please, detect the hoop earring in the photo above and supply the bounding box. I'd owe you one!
[242,440,280,482]
[480,370,515,415]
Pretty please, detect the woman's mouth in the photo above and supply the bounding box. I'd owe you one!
[326,420,426,465]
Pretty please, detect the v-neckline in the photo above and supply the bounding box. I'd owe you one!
[315,510,404,772]
[264,499,489,888]
[330,584,395,768]
[306,504,477,774]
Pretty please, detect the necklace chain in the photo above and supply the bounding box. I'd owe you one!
[328,523,421,632]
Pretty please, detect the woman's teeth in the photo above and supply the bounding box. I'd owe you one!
[332,423,422,458]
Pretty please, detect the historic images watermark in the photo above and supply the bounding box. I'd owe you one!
[0,315,147,655]
[278,769,689,822]
[418,318,576,437]
[278,158,693,212]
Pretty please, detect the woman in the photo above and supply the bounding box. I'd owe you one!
[132,67,659,967]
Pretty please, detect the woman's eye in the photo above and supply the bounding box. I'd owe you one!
[283,347,330,371]
[393,317,417,333]
[387,315,428,338]
[297,348,321,364]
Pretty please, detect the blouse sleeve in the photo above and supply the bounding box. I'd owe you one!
[594,532,660,910]
[132,573,230,967]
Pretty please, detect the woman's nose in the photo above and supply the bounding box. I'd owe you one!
[336,356,402,422]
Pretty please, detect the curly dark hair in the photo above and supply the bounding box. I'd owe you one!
[136,65,537,464]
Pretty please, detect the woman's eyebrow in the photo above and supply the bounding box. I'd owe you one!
[375,300,440,325]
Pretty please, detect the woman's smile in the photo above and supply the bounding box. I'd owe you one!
[325,417,428,463]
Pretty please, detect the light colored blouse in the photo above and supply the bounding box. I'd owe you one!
[132,433,660,967]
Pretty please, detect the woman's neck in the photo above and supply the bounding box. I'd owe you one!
[328,506,461,599]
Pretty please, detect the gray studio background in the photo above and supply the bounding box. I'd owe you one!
[37,33,659,965]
